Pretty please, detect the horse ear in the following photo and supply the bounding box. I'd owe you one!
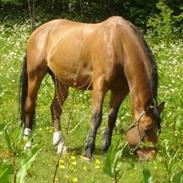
[158,102,165,114]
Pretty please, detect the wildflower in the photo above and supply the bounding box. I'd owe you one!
[49,129,52,133]
[72,161,77,166]
[95,159,101,165]
[59,159,64,164]
[59,165,65,169]
[95,165,100,169]
[72,177,78,182]
[65,175,69,179]
[55,177,59,182]
[2,150,12,158]
[71,155,76,160]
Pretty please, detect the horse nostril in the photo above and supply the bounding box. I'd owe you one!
[144,128,152,135]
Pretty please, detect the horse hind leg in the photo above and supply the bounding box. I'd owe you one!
[21,56,47,148]
[50,76,69,154]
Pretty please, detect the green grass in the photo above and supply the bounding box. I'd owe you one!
[0,18,183,183]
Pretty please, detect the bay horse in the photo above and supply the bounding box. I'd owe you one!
[20,16,164,160]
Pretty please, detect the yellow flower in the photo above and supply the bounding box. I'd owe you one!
[95,165,100,169]
[59,159,64,164]
[59,165,65,169]
[72,177,78,182]
[55,177,59,182]
[95,159,101,165]
[72,161,77,166]
[65,175,69,179]
[71,155,76,160]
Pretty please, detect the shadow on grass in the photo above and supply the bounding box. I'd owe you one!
[68,145,108,157]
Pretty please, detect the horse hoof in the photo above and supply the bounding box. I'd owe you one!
[83,151,93,161]
[56,142,68,154]
[24,141,32,150]
[83,156,93,161]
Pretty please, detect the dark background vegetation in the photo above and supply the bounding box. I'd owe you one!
[0,0,182,29]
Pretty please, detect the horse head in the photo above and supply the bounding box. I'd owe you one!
[126,100,165,160]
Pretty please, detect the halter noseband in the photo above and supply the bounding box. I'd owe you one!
[126,100,156,153]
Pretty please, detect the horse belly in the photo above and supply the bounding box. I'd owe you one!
[48,56,93,90]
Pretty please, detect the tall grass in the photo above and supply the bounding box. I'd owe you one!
[0,12,183,183]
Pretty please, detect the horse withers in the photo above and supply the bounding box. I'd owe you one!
[20,16,164,160]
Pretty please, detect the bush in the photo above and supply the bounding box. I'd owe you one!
[147,0,183,44]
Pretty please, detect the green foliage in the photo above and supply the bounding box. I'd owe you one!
[171,170,183,183]
[0,125,42,183]
[142,169,153,183]
[103,137,127,179]
[103,137,129,182]
[16,145,42,183]
[0,164,13,183]
[0,0,182,31]
[147,0,183,44]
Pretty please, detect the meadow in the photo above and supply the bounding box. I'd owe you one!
[0,16,183,183]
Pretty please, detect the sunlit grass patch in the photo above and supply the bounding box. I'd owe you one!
[0,17,183,183]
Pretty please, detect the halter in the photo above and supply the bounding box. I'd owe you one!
[126,100,156,154]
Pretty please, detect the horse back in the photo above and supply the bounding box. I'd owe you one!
[26,16,147,90]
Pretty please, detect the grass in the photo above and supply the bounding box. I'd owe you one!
[0,16,183,183]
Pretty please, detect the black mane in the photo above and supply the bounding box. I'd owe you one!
[129,24,158,100]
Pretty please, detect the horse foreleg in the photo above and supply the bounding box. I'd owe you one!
[102,90,126,152]
[51,79,68,154]
[85,78,106,160]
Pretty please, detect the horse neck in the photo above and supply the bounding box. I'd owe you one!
[125,58,155,120]
[131,83,153,120]
[119,26,157,120]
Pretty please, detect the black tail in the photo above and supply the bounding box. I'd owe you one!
[19,54,28,126]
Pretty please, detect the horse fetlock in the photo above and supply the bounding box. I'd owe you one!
[102,141,111,152]
[102,129,112,152]
[24,141,32,150]
[85,138,95,160]
[23,128,32,150]
[56,142,68,154]
[84,146,94,160]
[24,127,32,136]
[53,131,67,154]
[53,131,63,145]
[85,135,95,150]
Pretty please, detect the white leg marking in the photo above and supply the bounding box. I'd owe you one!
[53,131,67,154]
[53,131,62,145]
[23,128,32,150]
